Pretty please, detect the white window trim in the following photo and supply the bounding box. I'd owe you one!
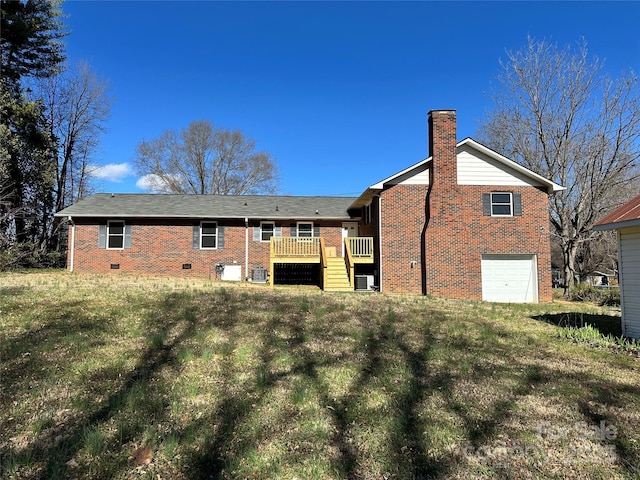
[260,221,275,242]
[107,220,125,250]
[200,221,218,249]
[491,192,513,217]
[296,221,314,237]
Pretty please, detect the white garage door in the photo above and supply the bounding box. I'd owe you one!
[481,254,538,303]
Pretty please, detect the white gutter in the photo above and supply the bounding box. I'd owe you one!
[377,195,383,293]
[68,216,75,273]
[245,217,249,281]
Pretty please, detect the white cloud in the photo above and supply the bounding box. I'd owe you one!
[88,163,133,182]
[136,173,182,193]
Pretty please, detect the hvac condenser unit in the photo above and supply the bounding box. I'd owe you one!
[252,268,268,283]
[355,275,375,291]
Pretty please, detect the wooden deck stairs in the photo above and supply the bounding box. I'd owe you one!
[324,257,353,292]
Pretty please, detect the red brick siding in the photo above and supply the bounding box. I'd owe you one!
[379,184,427,294]
[69,218,346,278]
[379,183,552,301]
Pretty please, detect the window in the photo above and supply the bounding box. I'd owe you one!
[297,222,313,237]
[483,192,522,217]
[200,221,217,249]
[490,193,513,216]
[261,222,275,242]
[107,221,125,249]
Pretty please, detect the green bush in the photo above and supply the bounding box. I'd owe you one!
[0,243,65,270]
[599,288,621,307]
[569,283,620,307]
[569,283,599,302]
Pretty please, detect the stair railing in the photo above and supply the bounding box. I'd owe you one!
[344,239,355,288]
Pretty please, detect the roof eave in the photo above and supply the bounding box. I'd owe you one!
[348,187,383,210]
[593,219,640,231]
[55,213,353,220]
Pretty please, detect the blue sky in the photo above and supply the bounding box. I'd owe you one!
[62,1,640,197]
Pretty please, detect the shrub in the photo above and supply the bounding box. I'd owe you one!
[0,243,65,270]
[569,283,599,303]
[599,288,621,307]
[568,283,620,307]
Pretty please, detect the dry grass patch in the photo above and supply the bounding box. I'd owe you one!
[1,271,638,479]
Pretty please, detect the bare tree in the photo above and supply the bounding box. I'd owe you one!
[134,120,279,195]
[479,37,640,293]
[35,62,111,251]
[39,62,112,208]
[574,230,619,282]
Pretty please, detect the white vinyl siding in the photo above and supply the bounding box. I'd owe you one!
[387,163,430,185]
[457,148,541,187]
[384,148,546,187]
[619,226,640,339]
[481,254,538,303]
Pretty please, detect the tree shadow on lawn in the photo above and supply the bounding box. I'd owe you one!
[2,291,225,479]
[6,289,639,479]
[532,311,622,337]
[179,297,527,479]
[0,300,118,432]
[0,285,31,297]
[183,299,639,479]
[181,295,466,480]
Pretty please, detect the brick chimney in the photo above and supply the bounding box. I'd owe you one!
[423,109,461,297]
[428,109,458,193]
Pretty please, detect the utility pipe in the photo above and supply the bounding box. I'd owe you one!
[377,195,382,293]
[245,217,249,281]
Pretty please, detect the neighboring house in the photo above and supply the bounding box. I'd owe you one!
[593,193,640,339]
[55,110,563,302]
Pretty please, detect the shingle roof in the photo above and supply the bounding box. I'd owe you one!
[55,194,357,220]
[593,193,640,230]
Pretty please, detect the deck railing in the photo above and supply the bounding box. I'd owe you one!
[270,237,321,259]
[347,237,374,260]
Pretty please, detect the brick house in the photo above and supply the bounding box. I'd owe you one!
[55,110,563,302]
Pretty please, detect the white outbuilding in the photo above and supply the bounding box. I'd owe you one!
[593,193,640,339]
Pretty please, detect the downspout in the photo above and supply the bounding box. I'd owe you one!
[245,217,249,281]
[68,216,75,273]
[377,195,383,293]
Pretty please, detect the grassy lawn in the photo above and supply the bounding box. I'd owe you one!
[1,271,639,479]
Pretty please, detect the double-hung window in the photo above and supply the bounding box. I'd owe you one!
[297,222,313,237]
[107,220,125,249]
[261,222,275,242]
[483,192,522,217]
[200,221,218,249]
[490,192,513,216]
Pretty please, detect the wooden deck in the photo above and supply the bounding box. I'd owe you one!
[269,237,374,290]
